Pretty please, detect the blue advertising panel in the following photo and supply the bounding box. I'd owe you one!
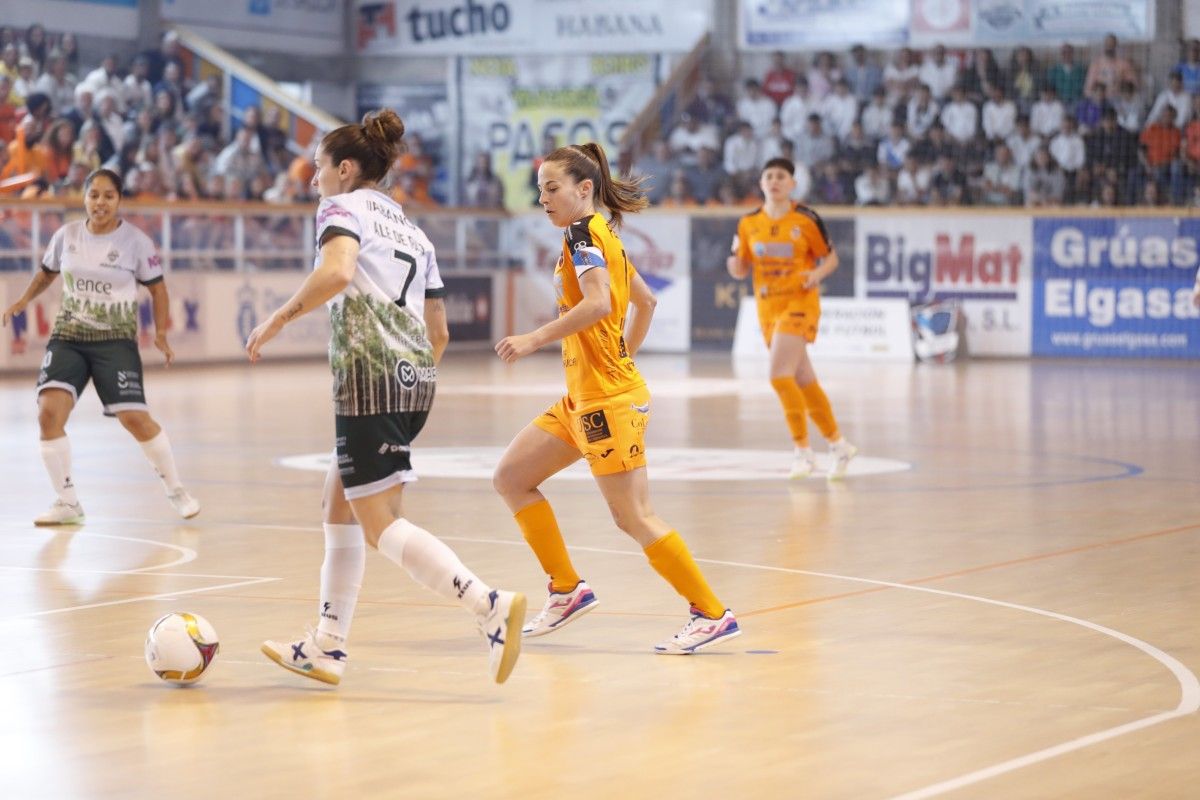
[1033,218,1200,358]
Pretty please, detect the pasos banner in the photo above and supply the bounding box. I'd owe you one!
[1032,218,1200,358]
[857,212,1031,356]
[460,55,655,212]
[356,0,708,55]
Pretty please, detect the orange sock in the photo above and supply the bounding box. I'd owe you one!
[643,531,724,619]
[800,381,840,441]
[514,499,580,593]
[769,376,809,447]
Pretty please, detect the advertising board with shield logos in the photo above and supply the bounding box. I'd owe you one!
[1032,218,1200,358]
[856,212,1032,356]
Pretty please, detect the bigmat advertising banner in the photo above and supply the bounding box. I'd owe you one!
[857,212,1031,356]
[1033,218,1200,358]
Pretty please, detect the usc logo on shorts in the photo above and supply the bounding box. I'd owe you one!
[577,410,612,443]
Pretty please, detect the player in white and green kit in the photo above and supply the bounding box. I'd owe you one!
[246,110,525,686]
[1,169,200,525]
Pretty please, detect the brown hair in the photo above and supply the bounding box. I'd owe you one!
[320,108,406,187]
[544,142,647,228]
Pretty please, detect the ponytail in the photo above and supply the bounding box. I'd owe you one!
[545,143,648,228]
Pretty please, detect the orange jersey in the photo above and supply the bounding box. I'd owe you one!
[555,214,644,402]
[733,203,833,303]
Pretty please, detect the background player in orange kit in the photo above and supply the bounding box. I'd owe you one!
[492,143,741,655]
[727,157,857,480]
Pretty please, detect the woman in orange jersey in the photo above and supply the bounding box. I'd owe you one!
[493,143,740,655]
[728,157,856,480]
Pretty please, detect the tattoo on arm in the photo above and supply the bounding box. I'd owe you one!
[281,302,303,322]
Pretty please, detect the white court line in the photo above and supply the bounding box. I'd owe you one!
[1,577,280,622]
[441,536,1200,798]
[8,518,1197,796]
[0,566,272,580]
[0,529,197,573]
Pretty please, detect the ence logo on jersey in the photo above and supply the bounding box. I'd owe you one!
[578,410,612,443]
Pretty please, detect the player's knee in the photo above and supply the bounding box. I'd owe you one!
[492,462,520,498]
[37,406,64,435]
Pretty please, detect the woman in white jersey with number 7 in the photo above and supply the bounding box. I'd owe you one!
[1,168,200,526]
[245,110,525,686]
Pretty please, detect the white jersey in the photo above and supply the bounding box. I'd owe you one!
[315,188,445,416]
[41,219,163,342]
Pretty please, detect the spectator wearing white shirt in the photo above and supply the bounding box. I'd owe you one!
[906,84,940,139]
[877,123,911,171]
[779,78,812,143]
[855,163,892,205]
[895,154,931,204]
[12,56,37,102]
[80,54,124,112]
[1006,116,1040,170]
[1112,80,1143,133]
[668,113,720,162]
[95,89,126,153]
[981,144,1022,205]
[1146,70,1191,128]
[123,55,153,113]
[724,121,761,182]
[940,86,978,144]
[820,78,859,141]
[32,50,75,113]
[918,45,959,101]
[793,113,836,168]
[1030,85,1065,139]
[759,119,788,163]
[982,85,1017,142]
[1050,116,1086,184]
[861,86,894,142]
[737,79,779,138]
[883,48,920,106]
[808,51,841,102]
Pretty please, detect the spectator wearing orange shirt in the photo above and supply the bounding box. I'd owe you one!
[35,119,74,183]
[1170,94,1200,203]
[1138,105,1180,197]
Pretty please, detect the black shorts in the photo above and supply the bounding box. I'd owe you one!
[335,411,429,500]
[36,337,148,416]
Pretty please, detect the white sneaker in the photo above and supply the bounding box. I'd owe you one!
[261,630,347,686]
[34,499,85,527]
[167,489,200,519]
[523,580,599,638]
[827,440,858,481]
[478,589,526,684]
[788,447,816,479]
[654,607,741,655]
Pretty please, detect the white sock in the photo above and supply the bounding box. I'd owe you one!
[40,436,79,505]
[316,523,365,648]
[138,430,183,492]
[377,518,492,617]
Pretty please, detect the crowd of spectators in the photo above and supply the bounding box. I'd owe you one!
[0,25,440,207]
[639,35,1200,209]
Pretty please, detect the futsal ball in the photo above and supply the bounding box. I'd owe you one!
[145,612,220,685]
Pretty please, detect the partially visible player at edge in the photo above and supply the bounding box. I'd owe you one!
[727,157,857,480]
[245,110,525,686]
[1,168,200,525]
[493,142,740,654]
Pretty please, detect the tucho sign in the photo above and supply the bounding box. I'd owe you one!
[1032,218,1200,358]
[356,0,708,55]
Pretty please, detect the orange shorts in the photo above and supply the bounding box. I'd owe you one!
[760,299,821,346]
[533,386,650,476]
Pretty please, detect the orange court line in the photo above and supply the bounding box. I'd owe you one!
[742,520,1200,619]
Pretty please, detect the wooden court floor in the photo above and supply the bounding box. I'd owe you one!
[1,352,1197,799]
